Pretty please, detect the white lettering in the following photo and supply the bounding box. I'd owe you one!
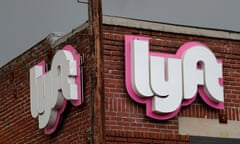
[30,45,82,134]
[126,36,224,120]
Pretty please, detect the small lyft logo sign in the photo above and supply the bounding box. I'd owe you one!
[125,35,224,120]
[30,45,83,134]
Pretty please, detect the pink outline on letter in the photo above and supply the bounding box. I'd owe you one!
[125,35,224,120]
[34,45,83,135]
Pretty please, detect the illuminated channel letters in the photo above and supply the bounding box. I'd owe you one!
[125,35,224,120]
[30,45,83,134]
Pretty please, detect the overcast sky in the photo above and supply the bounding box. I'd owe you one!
[0,0,240,67]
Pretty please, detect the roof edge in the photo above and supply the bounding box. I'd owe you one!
[0,22,89,68]
[50,21,88,48]
[103,15,240,40]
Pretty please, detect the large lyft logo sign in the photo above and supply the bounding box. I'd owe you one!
[30,45,83,134]
[125,35,224,120]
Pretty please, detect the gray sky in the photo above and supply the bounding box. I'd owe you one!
[0,0,240,67]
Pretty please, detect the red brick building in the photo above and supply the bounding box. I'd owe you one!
[0,16,240,143]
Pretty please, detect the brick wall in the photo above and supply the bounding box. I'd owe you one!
[103,25,240,143]
[0,21,239,143]
[0,29,91,143]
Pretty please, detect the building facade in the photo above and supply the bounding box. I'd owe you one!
[0,16,240,143]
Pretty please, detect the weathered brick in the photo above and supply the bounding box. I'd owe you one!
[1,19,239,143]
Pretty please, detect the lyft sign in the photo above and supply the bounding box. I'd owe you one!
[30,45,83,134]
[125,35,224,120]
